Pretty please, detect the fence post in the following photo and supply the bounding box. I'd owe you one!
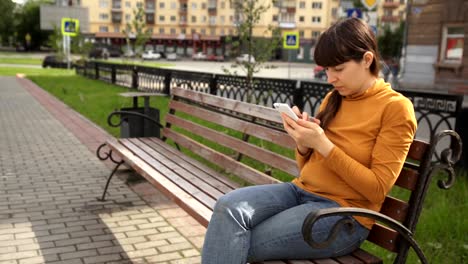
[95,62,99,80]
[132,66,138,89]
[111,64,116,84]
[209,74,218,95]
[164,71,172,95]
[293,80,304,110]
[455,106,468,169]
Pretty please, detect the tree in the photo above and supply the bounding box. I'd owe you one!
[378,22,404,60]
[123,3,151,58]
[0,0,16,46]
[225,0,282,103]
[16,0,54,50]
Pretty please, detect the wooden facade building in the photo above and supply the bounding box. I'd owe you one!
[399,0,468,93]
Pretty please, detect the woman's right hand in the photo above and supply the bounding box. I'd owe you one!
[282,106,321,154]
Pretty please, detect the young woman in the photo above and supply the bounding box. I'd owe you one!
[201,17,417,263]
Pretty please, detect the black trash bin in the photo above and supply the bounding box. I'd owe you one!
[119,107,160,138]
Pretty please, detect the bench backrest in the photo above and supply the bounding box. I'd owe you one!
[163,87,449,262]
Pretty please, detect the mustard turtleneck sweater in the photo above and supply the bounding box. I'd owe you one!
[292,79,417,229]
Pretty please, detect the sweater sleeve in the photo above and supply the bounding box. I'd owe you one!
[323,98,417,204]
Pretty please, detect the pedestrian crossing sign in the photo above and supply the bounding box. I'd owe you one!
[283,31,299,50]
[61,18,79,36]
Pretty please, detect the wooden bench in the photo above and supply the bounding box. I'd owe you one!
[96,87,462,264]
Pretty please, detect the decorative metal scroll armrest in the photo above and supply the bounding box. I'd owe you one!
[107,110,164,129]
[301,207,428,264]
[427,130,462,190]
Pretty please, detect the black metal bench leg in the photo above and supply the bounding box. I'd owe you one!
[96,143,125,201]
[99,160,124,201]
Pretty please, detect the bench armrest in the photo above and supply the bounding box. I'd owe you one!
[301,207,428,264]
[107,110,164,129]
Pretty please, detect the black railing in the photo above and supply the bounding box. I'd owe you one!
[75,61,464,164]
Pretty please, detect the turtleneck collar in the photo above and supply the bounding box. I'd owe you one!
[343,78,389,101]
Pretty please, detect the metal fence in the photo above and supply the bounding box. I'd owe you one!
[75,61,464,153]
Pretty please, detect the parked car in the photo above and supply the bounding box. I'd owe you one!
[123,49,135,58]
[192,52,207,60]
[89,47,110,59]
[42,55,73,68]
[142,50,161,60]
[166,53,178,61]
[313,65,327,81]
[207,54,225,62]
[236,54,255,63]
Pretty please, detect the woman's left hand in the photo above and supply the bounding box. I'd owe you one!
[283,115,335,157]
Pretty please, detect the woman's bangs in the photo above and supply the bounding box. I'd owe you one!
[314,33,349,67]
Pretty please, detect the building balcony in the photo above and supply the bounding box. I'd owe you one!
[383,2,400,9]
[279,21,296,29]
[381,15,400,23]
[179,7,188,14]
[179,0,188,4]
[111,14,122,23]
[179,21,188,27]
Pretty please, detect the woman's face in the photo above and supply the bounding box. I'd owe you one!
[325,54,375,97]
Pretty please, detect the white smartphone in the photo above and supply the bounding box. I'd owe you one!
[273,103,299,121]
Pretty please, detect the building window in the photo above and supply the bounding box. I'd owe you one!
[202,2,206,9]
[312,16,321,23]
[99,0,108,8]
[202,16,207,22]
[171,2,177,9]
[312,2,322,9]
[299,30,304,37]
[99,26,109,32]
[170,28,176,34]
[201,29,206,34]
[299,1,305,8]
[272,15,278,22]
[114,26,120,32]
[312,31,320,38]
[125,1,130,7]
[159,28,165,34]
[125,14,131,21]
[299,16,304,22]
[192,16,197,23]
[159,15,165,22]
[221,1,225,8]
[170,16,177,22]
[159,2,165,8]
[192,3,197,9]
[440,25,464,62]
[136,2,142,8]
[99,13,109,20]
[210,28,216,36]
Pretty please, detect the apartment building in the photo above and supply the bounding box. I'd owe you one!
[47,0,339,61]
[378,0,407,30]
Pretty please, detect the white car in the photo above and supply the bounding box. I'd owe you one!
[142,50,161,60]
[192,52,207,60]
[166,53,178,61]
[236,54,256,63]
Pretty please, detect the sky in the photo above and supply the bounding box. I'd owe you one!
[12,0,26,4]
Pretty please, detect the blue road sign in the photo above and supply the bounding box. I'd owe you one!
[347,8,363,19]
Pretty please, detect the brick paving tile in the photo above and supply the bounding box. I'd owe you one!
[0,77,206,264]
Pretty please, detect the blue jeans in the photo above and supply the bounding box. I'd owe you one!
[201,183,369,264]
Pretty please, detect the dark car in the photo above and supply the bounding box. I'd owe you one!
[314,65,327,81]
[42,55,71,68]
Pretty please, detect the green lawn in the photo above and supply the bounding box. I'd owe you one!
[0,57,42,65]
[2,68,466,263]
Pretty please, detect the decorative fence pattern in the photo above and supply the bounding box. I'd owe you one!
[75,62,464,156]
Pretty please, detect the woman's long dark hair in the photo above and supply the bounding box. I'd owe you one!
[314,18,380,130]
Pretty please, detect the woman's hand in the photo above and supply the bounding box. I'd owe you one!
[281,106,334,157]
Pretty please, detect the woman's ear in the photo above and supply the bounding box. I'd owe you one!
[363,51,374,68]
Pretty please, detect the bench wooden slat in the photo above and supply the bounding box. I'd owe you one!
[350,249,382,264]
[169,100,296,149]
[380,196,409,222]
[311,259,341,264]
[163,127,282,185]
[129,138,231,199]
[366,224,398,252]
[165,114,299,176]
[145,137,240,191]
[172,86,284,124]
[106,137,213,226]
[120,139,220,209]
[394,167,419,191]
[406,139,429,161]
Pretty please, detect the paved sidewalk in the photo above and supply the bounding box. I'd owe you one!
[0,76,206,264]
